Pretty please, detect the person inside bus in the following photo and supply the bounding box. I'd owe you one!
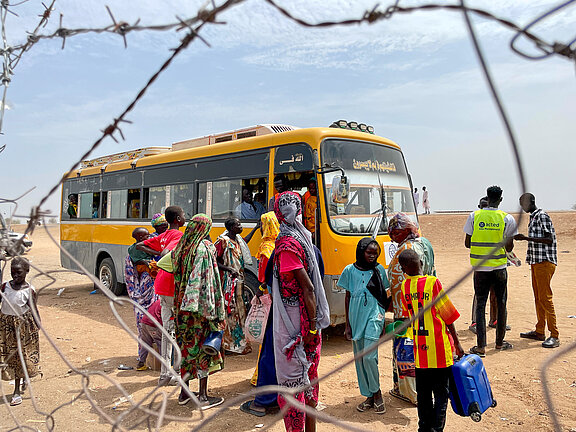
[136,205,186,386]
[67,194,78,218]
[268,175,289,211]
[302,178,318,237]
[235,188,266,220]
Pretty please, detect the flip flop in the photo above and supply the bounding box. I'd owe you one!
[178,391,199,406]
[356,400,373,412]
[374,401,386,414]
[388,389,413,404]
[240,400,267,417]
[10,395,22,406]
[200,396,224,411]
[496,341,513,351]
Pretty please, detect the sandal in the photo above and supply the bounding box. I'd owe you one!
[469,346,486,358]
[10,395,23,406]
[496,341,513,351]
[240,400,267,417]
[356,400,373,412]
[374,401,386,414]
[388,389,413,404]
[200,396,224,411]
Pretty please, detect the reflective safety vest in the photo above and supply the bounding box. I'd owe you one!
[470,209,507,267]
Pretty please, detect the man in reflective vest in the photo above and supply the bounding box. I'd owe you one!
[463,185,517,357]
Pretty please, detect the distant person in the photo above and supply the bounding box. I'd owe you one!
[125,227,158,371]
[254,192,267,209]
[387,212,435,405]
[338,238,391,414]
[302,178,318,236]
[464,186,517,357]
[172,214,226,410]
[67,194,78,218]
[515,193,560,348]
[235,188,266,220]
[413,188,420,213]
[150,213,168,238]
[422,186,431,215]
[268,175,289,211]
[0,257,41,407]
[136,205,186,385]
[399,249,464,432]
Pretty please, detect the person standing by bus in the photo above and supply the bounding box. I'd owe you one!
[136,205,186,385]
[413,188,419,213]
[215,217,256,355]
[387,212,435,405]
[172,214,226,410]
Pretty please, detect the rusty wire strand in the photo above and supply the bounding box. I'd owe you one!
[0,0,574,431]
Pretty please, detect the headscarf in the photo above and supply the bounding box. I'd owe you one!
[172,213,213,284]
[354,237,390,311]
[273,191,330,330]
[388,212,419,244]
[150,213,166,227]
[257,211,280,260]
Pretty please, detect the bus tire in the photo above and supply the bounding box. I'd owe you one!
[97,257,123,296]
[242,271,258,314]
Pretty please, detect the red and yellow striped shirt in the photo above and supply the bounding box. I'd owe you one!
[401,275,460,368]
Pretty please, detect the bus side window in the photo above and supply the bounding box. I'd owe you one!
[170,184,194,220]
[109,190,128,219]
[78,192,99,218]
[234,178,267,220]
[142,187,166,219]
[211,180,242,220]
[65,193,78,219]
[127,189,141,219]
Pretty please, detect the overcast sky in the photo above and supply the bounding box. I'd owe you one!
[0,0,574,220]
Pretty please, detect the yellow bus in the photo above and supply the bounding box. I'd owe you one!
[60,123,417,325]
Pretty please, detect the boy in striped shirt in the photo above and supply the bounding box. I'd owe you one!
[399,249,464,432]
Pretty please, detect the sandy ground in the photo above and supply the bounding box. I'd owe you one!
[1,212,575,432]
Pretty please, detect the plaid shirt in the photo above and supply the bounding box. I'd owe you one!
[526,209,557,265]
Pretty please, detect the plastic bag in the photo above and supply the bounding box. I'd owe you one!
[244,294,272,344]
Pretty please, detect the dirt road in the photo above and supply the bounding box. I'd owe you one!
[1,212,575,431]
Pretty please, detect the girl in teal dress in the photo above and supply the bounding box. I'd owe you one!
[338,238,391,414]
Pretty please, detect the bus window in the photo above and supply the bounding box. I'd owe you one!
[170,184,195,219]
[142,187,166,219]
[78,192,100,218]
[101,191,108,218]
[198,182,209,215]
[127,189,141,219]
[211,180,242,220]
[109,190,128,219]
[234,178,267,220]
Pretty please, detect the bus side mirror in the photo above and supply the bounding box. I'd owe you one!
[330,175,349,204]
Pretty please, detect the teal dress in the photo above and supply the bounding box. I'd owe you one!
[338,263,389,397]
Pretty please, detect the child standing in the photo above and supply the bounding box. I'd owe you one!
[338,238,391,414]
[398,249,464,432]
[0,257,41,406]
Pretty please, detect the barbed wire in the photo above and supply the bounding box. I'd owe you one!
[0,0,574,431]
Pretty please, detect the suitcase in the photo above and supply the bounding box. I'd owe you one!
[449,354,497,422]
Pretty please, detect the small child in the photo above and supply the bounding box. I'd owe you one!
[128,228,156,277]
[338,238,391,414]
[0,257,41,406]
[398,249,464,432]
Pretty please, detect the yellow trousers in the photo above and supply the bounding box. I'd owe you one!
[531,261,559,338]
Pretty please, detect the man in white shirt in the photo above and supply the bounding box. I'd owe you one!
[413,188,420,213]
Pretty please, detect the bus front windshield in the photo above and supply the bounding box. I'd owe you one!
[321,139,417,235]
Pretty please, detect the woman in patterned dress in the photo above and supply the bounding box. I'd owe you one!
[272,192,330,432]
[172,214,226,410]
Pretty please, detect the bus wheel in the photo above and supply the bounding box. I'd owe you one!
[242,272,258,314]
[97,258,122,295]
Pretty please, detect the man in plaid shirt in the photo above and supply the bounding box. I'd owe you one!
[514,193,559,348]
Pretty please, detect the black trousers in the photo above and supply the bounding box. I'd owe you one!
[474,268,508,347]
[415,367,451,432]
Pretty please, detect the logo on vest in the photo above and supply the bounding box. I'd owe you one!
[479,221,500,229]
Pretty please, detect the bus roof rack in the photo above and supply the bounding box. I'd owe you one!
[172,124,299,151]
[80,147,171,169]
